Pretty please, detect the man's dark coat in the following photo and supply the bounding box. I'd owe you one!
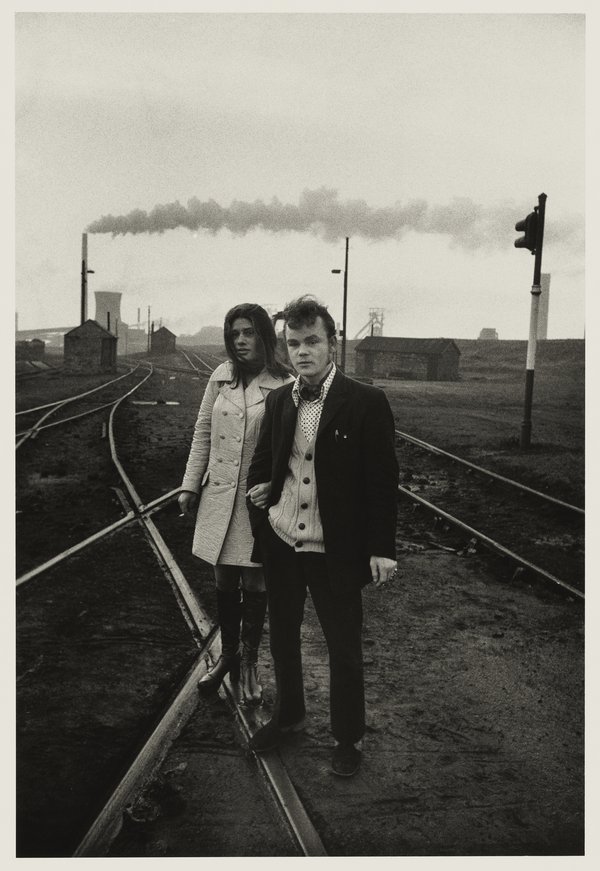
[246,368,399,592]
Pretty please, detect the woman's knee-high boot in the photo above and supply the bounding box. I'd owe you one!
[240,590,268,706]
[198,589,242,696]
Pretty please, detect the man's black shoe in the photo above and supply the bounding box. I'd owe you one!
[331,742,361,777]
[248,717,305,753]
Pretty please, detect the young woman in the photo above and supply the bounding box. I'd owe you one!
[179,304,292,705]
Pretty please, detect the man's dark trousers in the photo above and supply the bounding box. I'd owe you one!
[259,521,365,745]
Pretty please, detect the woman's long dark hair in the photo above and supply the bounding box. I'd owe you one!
[223,303,290,386]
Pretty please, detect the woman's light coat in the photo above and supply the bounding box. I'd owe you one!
[182,361,293,565]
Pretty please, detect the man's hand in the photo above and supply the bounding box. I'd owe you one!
[178,490,198,518]
[369,556,398,588]
[247,481,271,509]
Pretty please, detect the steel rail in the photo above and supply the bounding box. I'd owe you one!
[72,646,216,857]
[16,390,148,439]
[73,401,324,856]
[15,366,148,449]
[395,428,584,516]
[397,483,584,600]
[192,351,216,373]
[178,349,204,373]
[16,365,139,415]
[16,513,136,587]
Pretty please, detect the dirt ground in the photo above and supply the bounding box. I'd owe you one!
[106,504,584,857]
[16,350,585,856]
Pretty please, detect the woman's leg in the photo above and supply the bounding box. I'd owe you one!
[239,566,267,705]
[198,565,242,695]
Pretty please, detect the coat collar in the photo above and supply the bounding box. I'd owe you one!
[280,367,349,438]
[220,366,291,410]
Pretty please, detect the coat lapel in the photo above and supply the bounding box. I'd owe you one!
[316,369,349,438]
[245,370,290,407]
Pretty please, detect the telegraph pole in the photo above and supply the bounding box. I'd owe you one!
[515,193,547,449]
[80,233,95,324]
[342,236,349,372]
[332,237,350,372]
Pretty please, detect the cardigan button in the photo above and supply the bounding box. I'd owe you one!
[223,410,228,415]
[295,541,303,548]
[302,477,310,484]
[298,523,306,530]
[301,503,308,510]
[305,453,313,461]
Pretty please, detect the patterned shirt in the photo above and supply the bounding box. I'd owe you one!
[291,363,337,443]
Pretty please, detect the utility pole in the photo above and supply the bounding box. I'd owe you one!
[80,233,95,325]
[342,236,349,372]
[514,193,547,449]
[332,236,350,372]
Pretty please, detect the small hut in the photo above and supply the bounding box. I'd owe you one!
[63,320,117,373]
[355,336,460,381]
[150,326,177,355]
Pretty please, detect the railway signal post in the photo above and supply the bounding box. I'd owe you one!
[514,192,547,449]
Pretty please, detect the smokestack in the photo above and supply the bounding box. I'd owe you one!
[107,312,111,332]
[137,307,141,327]
[81,233,88,324]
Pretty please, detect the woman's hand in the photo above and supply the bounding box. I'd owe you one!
[246,481,271,509]
[178,490,199,518]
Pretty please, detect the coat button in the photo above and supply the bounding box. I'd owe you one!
[236,436,242,443]
[234,460,239,466]
[220,434,225,439]
[214,481,220,486]
[223,410,228,415]
[305,453,313,461]
[217,457,223,462]
[298,522,306,530]
[238,413,244,418]
[301,503,308,510]
[302,477,310,484]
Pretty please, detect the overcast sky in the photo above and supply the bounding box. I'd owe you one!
[15,8,585,340]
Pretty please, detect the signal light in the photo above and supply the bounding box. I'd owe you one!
[514,211,539,253]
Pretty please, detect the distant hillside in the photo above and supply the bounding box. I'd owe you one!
[454,339,584,380]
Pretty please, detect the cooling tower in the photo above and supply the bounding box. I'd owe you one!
[94,291,122,334]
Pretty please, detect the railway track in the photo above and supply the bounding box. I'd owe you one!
[16,357,326,857]
[16,362,584,856]
[395,430,584,599]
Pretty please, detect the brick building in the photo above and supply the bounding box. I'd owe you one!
[150,326,177,355]
[355,336,460,381]
[63,320,117,373]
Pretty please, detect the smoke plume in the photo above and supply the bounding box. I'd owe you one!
[86,187,582,252]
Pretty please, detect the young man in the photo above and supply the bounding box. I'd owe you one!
[246,295,399,777]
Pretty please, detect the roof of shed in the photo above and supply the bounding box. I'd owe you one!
[64,319,116,338]
[355,336,460,356]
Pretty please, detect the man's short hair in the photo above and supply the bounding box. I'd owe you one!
[282,295,336,339]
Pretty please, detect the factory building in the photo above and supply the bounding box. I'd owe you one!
[355,336,460,381]
[63,320,117,373]
[15,338,45,361]
[150,326,177,355]
[478,328,499,341]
